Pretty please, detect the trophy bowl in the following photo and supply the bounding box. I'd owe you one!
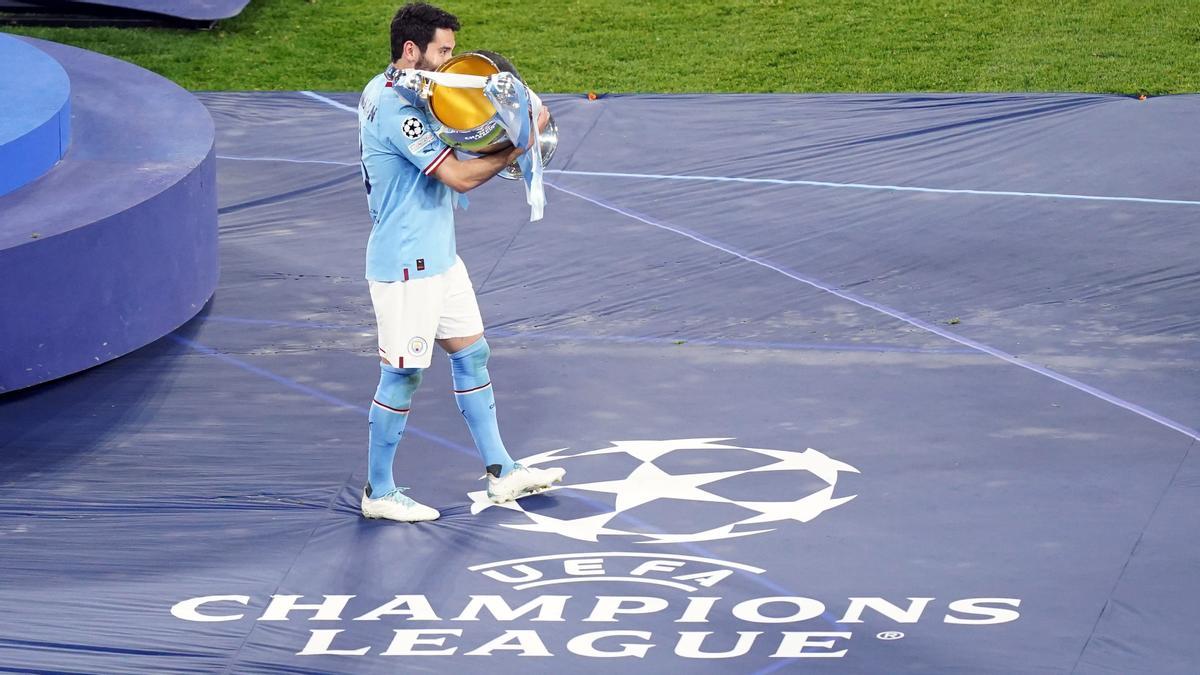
[425,51,557,178]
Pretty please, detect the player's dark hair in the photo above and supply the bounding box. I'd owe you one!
[390,3,460,61]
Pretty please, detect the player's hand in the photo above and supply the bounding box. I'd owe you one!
[504,106,547,163]
[507,126,537,161]
[505,141,528,163]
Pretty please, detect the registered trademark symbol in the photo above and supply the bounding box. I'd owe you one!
[876,631,905,640]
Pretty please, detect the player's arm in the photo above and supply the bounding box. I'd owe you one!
[431,144,526,193]
[431,105,551,192]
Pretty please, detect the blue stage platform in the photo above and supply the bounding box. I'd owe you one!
[0,32,69,197]
[0,35,218,392]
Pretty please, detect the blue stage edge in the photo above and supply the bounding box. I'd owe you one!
[0,32,70,197]
[0,36,218,392]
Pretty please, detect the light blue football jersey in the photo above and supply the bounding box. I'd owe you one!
[357,70,462,282]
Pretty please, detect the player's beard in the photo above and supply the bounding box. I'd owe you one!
[414,54,437,71]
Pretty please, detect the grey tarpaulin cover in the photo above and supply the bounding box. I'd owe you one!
[1,90,1198,673]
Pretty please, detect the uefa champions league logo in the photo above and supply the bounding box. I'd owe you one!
[172,441,1031,661]
[468,438,860,544]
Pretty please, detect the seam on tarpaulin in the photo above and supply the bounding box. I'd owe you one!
[217,169,359,215]
[202,314,980,356]
[1068,436,1198,674]
[217,465,356,675]
[164,333,474,674]
[476,101,608,294]
[544,180,1200,445]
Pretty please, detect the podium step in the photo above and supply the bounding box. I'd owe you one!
[0,36,218,392]
[0,32,70,197]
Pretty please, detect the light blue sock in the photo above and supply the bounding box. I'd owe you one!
[449,338,515,477]
[367,364,423,496]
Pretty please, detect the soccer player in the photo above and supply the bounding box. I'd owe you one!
[356,2,563,522]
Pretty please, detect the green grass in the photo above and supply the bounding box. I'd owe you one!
[5,0,1199,94]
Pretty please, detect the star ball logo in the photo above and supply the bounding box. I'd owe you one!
[468,438,860,544]
[401,116,424,139]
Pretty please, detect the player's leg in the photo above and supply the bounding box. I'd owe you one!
[439,332,514,476]
[367,363,422,496]
[364,279,440,522]
[436,258,564,502]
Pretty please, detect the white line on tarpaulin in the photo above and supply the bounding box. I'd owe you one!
[299,90,357,113]
[215,156,1200,207]
[546,180,1200,444]
[546,169,1200,206]
[217,155,355,166]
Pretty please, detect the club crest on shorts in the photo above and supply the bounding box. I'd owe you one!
[401,117,424,139]
[408,337,429,356]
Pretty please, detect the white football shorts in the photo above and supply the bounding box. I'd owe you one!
[369,256,484,369]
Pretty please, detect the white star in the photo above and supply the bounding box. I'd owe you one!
[744,447,859,485]
[501,510,633,542]
[563,438,741,464]
[467,487,543,515]
[635,523,776,544]
[734,485,857,525]
[513,447,572,467]
[567,460,742,512]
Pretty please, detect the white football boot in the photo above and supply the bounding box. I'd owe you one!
[486,463,566,503]
[361,485,439,522]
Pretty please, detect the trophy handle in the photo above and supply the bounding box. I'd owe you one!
[499,113,558,181]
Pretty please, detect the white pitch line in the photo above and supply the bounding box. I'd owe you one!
[546,169,1200,207]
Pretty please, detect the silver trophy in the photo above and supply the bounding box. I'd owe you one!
[419,51,557,180]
